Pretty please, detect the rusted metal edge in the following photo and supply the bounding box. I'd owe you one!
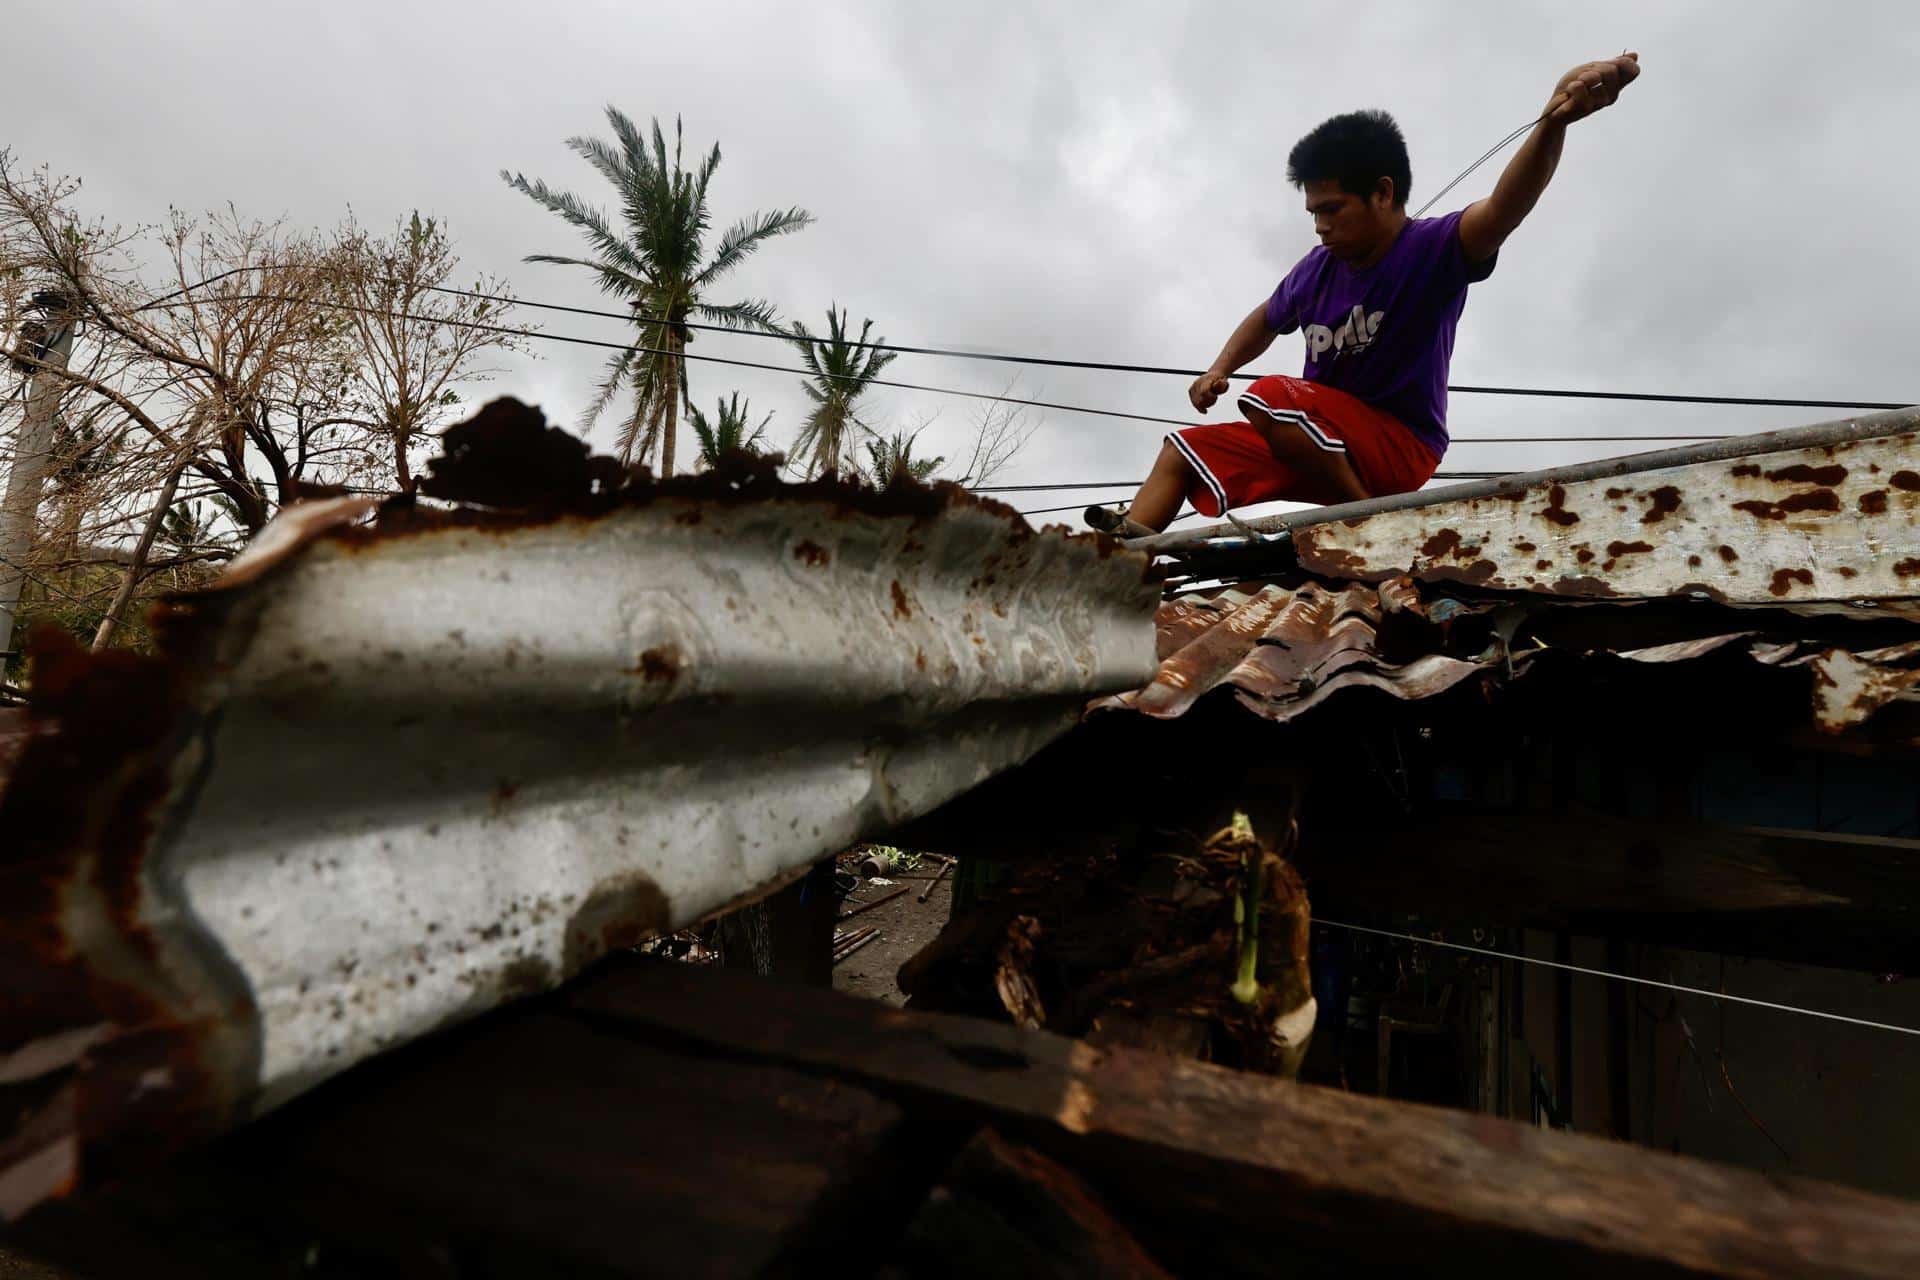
[0,400,1163,1218]
[1136,409,1920,606]
[1135,405,1920,554]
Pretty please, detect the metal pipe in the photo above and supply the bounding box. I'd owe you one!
[832,925,879,959]
[1133,405,1920,555]
[833,929,883,966]
[837,886,910,921]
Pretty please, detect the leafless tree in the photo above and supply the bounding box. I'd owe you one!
[330,211,528,490]
[1,150,521,657]
[952,379,1041,486]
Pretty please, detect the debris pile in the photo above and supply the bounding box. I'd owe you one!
[900,813,1315,1076]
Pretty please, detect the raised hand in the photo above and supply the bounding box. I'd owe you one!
[1544,52,1641,125]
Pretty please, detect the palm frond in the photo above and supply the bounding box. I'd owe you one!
[788,317,825,376]
[567,134,640,198]
[581,345,639,433]
[694,299,783,333]
[511,110,811,467]
[521,254,647,300]
[861,426,945,487]
[688,402,719,464]
[500,173,650,282]
[689,391,774,469]
[692,206,815,289]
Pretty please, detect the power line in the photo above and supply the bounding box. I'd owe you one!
[137,293,1222,430]
[1314,918,1920,1039]
[137,293,1751,445]
[411,281,1909,413]
[1019,502,1112,518]
[135,275,1909,416]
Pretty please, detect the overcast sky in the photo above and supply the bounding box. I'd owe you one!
[8,1,1918,527]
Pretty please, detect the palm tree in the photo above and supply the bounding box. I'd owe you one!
[688,392,773,470]
[502,111,812,473]
[862,428,945,487]
[788,306,897,479]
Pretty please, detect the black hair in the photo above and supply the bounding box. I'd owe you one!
[1286,110,1412,208]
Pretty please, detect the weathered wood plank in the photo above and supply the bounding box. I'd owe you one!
[1307,811,1920,972]
[893,1129,1175,1279]
[10,1006,952,1279]
[574,955,1920,1279]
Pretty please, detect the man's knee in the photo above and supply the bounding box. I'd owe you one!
[1249,418,1306,463]
[1153,440,1192,474]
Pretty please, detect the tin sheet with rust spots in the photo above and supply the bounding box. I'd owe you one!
[1094,577,1920,733]
[0,399,1163,1218]
[1294,429,1920,604]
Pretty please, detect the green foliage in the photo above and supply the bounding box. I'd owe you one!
[861,427,944,488]
[845,843,923,873]
[788,306,897,479]
[158,498,238,558]
[48,412,115,491]
[503,110,813,472]
[687,392,772,470]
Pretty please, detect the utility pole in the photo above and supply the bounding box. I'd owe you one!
[0,291,77,663]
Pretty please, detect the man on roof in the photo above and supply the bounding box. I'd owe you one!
[1087,53,1641,537]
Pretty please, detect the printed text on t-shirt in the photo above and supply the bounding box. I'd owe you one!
[1304,305,1385,366]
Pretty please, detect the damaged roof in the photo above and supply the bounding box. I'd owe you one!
[0,399,1163,1218]
[1144,405,1920,611]
[1094,577,1920,735]
[1103,406,1920,733]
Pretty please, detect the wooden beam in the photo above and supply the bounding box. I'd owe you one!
[896,1129,1176,1279]
[572,956,1920,1279]
[18,956,1920,1277]
[1307,811,1920,973]
[9,1006,959,1279]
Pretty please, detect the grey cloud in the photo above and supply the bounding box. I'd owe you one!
[6,0,1914,522]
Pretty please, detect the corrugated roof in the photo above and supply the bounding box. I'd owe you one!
[1107,406,1920,732]
[0,398,1163,1217]
[1095,577,1920,734]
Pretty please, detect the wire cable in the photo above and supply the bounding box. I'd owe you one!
[135,294,1217,429]
[1413,116,1542,219]
[135,294,1766,444]
[1314,918,1920,1039]
[135,276,1904,416]
[409,281,1907,413]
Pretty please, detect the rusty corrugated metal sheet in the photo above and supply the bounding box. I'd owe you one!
[1095,578,1920,732]
[1293,429,1920,605]
[0,400,1162,1218]
[1141,408,1920,609]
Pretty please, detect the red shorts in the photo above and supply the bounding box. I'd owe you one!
[1167,375,1440,517]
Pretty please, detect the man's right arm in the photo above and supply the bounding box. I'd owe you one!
[1190,304,1279,412]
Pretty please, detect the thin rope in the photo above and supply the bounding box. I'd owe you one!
[1414,116,1542,218]
[1314,918,1920,1038]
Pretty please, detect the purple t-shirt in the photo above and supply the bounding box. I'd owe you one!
[1262,210,1494,458]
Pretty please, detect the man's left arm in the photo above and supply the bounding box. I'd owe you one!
[1458,52,1642,264]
